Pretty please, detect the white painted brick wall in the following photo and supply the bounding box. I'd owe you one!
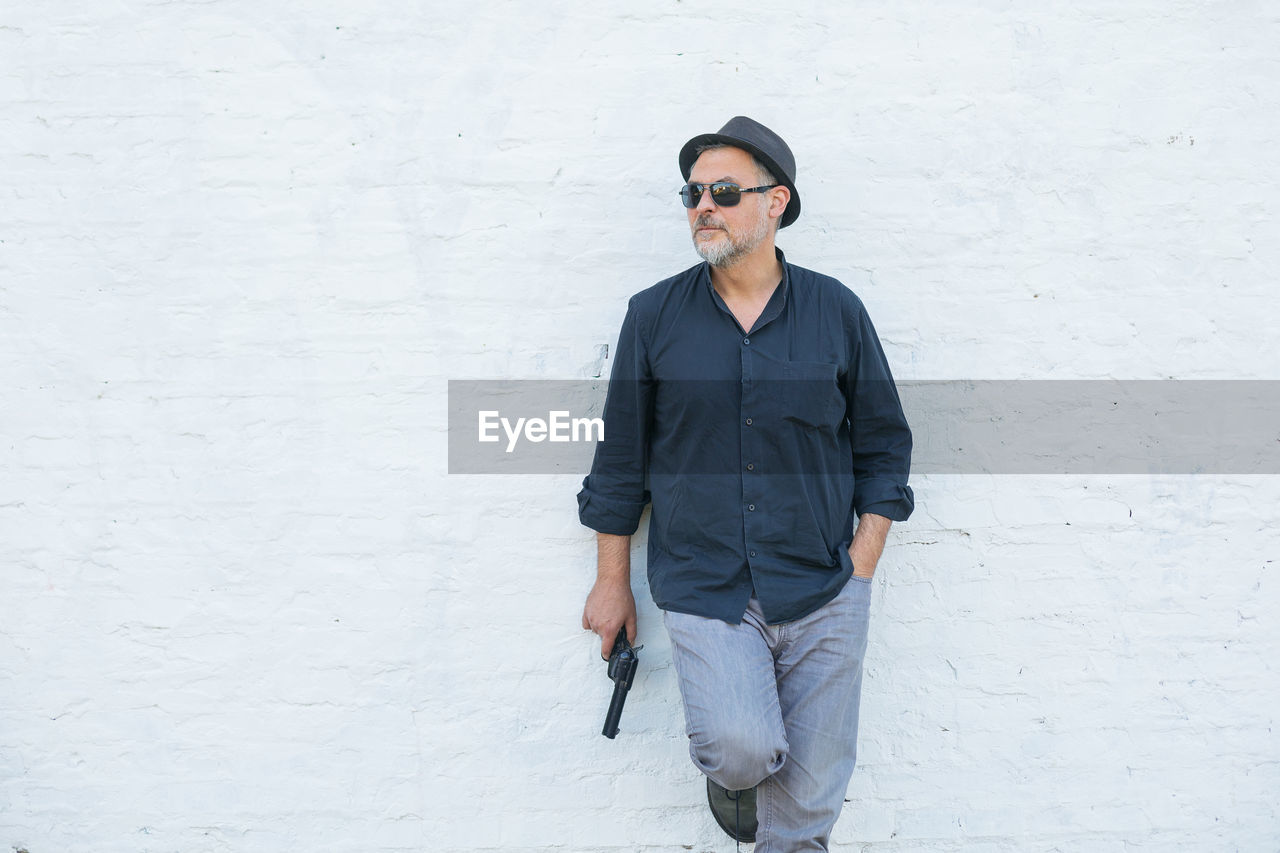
[2,2,1277,851]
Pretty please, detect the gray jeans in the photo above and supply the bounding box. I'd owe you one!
[663,574,873,852]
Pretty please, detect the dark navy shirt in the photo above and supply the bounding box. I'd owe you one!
[577,250,914,625]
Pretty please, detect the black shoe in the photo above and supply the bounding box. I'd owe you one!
[706,777,757,843]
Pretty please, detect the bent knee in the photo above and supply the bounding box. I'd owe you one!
[691,729,787,790]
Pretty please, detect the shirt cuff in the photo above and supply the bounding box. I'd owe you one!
[577,486,649,536]
[854,479,915,522]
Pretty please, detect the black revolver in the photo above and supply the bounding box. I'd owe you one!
[602,627,641,739]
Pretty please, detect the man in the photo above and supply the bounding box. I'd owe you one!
[578,116,914,851]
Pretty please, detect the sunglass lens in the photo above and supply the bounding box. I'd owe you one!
[680,182,745,207]
[710,183,742,206]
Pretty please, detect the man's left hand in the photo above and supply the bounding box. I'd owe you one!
[848,512,893,580]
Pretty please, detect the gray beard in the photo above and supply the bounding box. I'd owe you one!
[695,235,749,268]
[692,213,770,269]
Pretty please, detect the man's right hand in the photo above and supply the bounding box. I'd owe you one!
[582,532,637,659]
[582,576,637,660]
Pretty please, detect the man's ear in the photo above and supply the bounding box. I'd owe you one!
[768,186,791,223]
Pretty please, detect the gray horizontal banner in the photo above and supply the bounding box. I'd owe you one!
[448,380,1280,475]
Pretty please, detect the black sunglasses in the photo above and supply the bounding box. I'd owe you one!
[679,181,779,209]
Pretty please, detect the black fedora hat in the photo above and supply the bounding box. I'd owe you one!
[679,116,800,228]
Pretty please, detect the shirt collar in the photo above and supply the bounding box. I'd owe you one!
[701,247,791,332]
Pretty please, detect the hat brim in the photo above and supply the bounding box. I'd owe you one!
[679,133,801,228]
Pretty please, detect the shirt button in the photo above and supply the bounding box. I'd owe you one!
[749,550,757,558]
[746,463,754,471]
[748,504,755,511]
[743,338,750,345]
[745,418,752,426]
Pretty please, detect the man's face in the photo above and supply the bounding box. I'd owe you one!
[686,146,777,268]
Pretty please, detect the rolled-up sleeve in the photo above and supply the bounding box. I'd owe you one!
[577,298,654,535]
[845,297,915,522]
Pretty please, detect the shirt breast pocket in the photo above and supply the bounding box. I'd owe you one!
[774,360,845,432]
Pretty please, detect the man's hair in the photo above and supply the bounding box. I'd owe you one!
[692,143,778,188]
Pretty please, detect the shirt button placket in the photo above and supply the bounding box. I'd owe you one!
[742,342,756,569]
